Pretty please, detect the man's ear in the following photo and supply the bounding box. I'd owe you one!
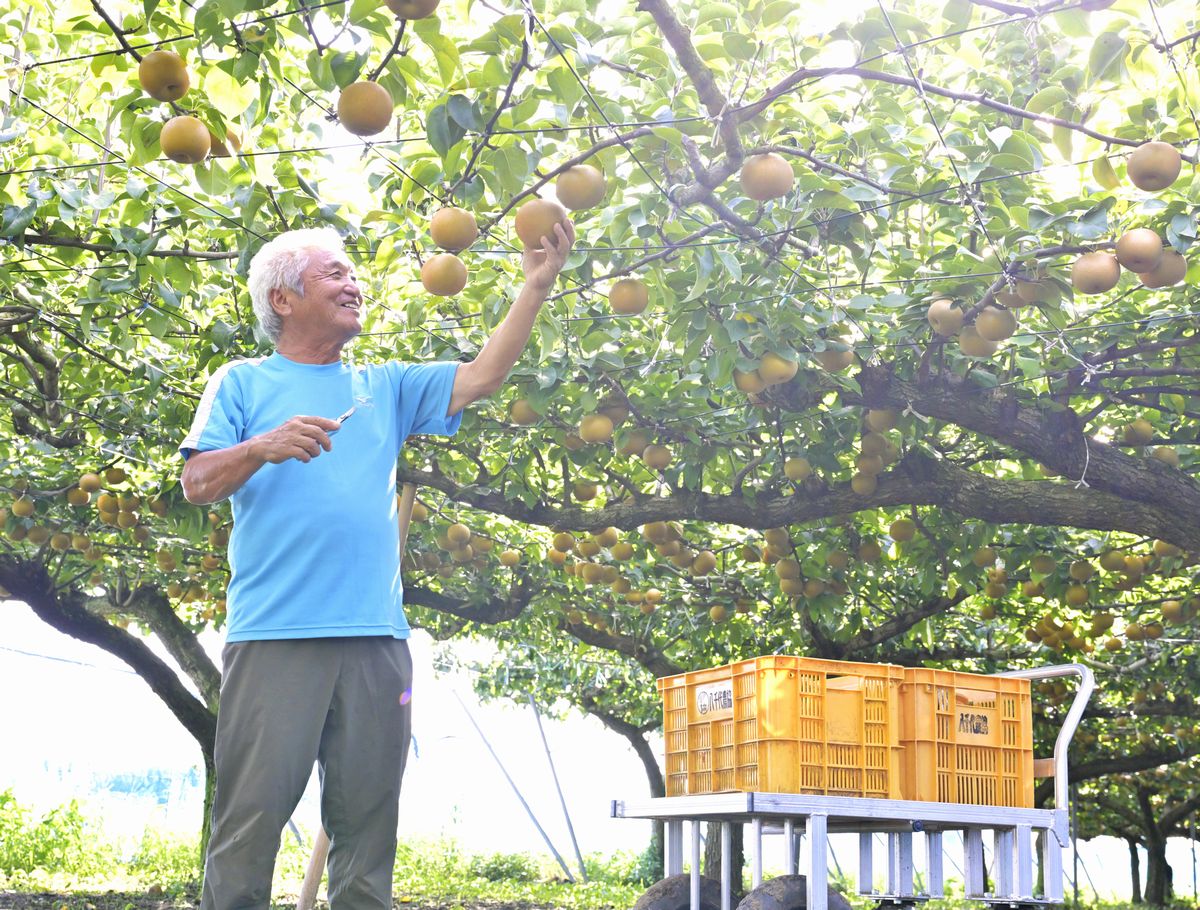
[268,286,291,318]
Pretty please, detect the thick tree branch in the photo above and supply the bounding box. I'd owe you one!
[581,692,665,798]
[840,365,1200,549]
[558,617,682,679]
[740,67,1176,154]
[1161,789,1200,832]
[22,232,238,260]
[636,0,744,165]
[403,574,534,624]
[0,557,215,750]
[119,585,221,710]
[1034,745,1200,806]
[400,446,1200,552]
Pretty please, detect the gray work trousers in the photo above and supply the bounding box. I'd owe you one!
[200,636,413,910]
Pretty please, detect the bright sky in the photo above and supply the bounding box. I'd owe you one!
[0,601,653,858]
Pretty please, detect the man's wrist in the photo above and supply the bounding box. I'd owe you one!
[243,435,266,465]
[521,275,555,298]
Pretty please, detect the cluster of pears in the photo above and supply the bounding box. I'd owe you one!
[561,409,675,470]
[619,428,674,471]
[419,164,605,298]
[733,351,799,395]
[548,528,668,620]
[421,207,478,296]
[157,514,229,605]
[1119,414,1181,466]
[755,527,857,600]
[849,409,902,495]
[1073,140,1188,293]
[336,0,441,136]
[5,467,169,561]
[1016,542,1195,652]
[139,50,239,163]
[411,518,496,576]
[412,514,522,574]
[731,340,856,404]
[1072,226,1186,295]
[641,521,719,577]
[927,293,1024,357]
[508,395,675,471]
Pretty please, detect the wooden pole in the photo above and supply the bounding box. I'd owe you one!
[297,482,418,910]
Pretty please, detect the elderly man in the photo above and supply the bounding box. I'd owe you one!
[180,218,573,909]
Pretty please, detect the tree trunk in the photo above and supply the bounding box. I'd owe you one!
[581,701,666,876]
[200,748,216,875]
[1128,837,1143,904]
[646,819,664,882]
[1144,836,1173,906]
[703,822,744,895]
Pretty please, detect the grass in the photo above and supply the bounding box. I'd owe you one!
[0,790,645,909]
[3,792,1199,910]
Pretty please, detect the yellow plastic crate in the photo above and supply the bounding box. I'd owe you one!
[657,656,904,798]
[899,668,1034,808]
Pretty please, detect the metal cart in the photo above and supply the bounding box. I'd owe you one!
[613,663,1094,910]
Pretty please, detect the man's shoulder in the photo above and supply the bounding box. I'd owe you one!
[203,356,271,389]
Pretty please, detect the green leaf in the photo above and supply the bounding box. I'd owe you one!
[1087,31,1128,85]
[413,17,461,86]
[1092,155,1119,190]
[1052,123,1073,160]
[426,103,464,158]
[447,94,482,131]
[0,202,37,238]
[1025,86,1069,115]
[546,67,584,117]
[203,64,258,117]
[329,50,368,89]
[696,2,739,25]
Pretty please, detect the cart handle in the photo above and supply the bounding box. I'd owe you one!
[998,662,1095,812]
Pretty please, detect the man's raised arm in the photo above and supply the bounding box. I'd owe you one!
[447,220,575,416]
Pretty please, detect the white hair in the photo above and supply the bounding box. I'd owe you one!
[247,227,346,343]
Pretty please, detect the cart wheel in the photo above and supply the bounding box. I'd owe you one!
[734,874,853,910]
[633,873,723,910]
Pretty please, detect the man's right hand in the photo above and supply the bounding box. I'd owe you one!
[252,416,342,464]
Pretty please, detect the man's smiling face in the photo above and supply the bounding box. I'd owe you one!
[278,247,364,346]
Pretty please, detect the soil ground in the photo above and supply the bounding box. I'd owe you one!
[0,893,548,910]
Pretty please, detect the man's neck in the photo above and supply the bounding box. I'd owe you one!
[274,338,345,364]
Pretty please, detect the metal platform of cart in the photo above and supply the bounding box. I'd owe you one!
[612,664,1094,910]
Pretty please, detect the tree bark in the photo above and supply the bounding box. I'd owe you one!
[703,822,743,895]
[1137,787,1175,906]
[201,749,216,872]
[398,437,1200,553]
[1128,837,1144,904]
[1144,837,1173,906]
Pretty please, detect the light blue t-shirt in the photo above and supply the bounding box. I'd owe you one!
[180,352,462,642]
